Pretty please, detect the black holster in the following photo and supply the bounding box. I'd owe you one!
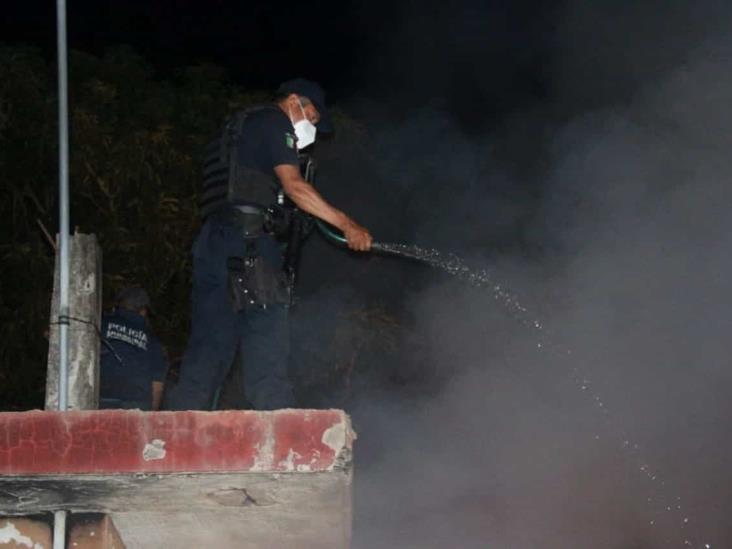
[226,252,291,312]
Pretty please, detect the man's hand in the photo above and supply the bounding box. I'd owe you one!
[342,218,372,252]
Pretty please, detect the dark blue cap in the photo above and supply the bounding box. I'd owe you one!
[114,287,152,311]
[277,78,333,133]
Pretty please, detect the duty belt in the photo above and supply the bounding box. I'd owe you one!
[208,205,269,236]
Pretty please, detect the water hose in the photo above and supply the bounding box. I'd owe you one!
[316,219,436,262]
[315,219,388,253]
[317,219,450,264]
[315,219,432,263]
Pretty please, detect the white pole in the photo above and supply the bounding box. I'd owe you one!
[57,0,70,414]
[55,0,70,545]
[53,510,67,549]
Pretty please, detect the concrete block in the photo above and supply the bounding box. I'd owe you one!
[0,409,352,475]
[45,233,102,411]
[0,410,355,548]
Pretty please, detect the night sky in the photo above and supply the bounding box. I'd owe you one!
[3,0,559,126]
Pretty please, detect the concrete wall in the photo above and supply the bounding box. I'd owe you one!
[0,409,355,548]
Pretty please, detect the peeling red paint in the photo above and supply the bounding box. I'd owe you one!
[0,409,351,475]
[273,410,347,471]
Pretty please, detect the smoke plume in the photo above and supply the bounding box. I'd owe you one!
[342,2,732,547]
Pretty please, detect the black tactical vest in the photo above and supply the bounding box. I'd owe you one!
[199,106,281,220]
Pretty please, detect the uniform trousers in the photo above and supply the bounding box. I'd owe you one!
[169,218,295,410]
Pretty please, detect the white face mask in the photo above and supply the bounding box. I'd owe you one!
[291,100,317,149]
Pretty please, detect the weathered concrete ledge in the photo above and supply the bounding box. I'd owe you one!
[0,410,355,548]
[0,409,354,475]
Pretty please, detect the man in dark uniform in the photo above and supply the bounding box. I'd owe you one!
[169,78,371,411]
[100,287,168,410]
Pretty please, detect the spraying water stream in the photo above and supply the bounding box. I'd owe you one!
[372,241,712,549]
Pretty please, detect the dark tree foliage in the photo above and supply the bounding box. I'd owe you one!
[0,45,267,410]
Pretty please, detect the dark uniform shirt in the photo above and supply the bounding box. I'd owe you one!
[100,309,167,410]
[236,106,299,174]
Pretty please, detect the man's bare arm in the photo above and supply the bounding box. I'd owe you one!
[274,164,372,251]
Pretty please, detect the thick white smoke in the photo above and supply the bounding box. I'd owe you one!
[351,2,732,548]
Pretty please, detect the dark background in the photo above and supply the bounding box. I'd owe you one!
[0,0,564,406]
[1,0,559,123]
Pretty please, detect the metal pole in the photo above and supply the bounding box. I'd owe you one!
[57,0,70,414]
[53,510,67,549]
[55,0,70,546]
